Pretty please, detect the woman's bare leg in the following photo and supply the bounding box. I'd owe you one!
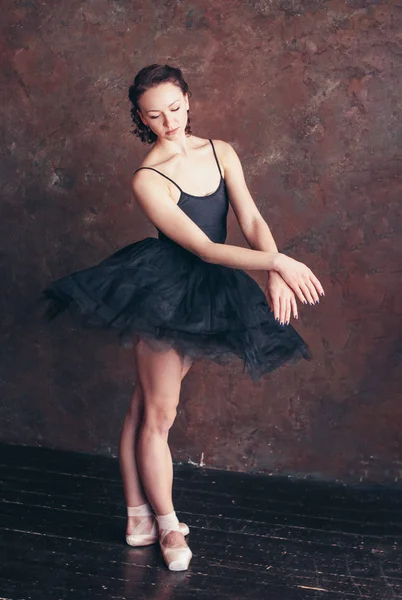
[119,382,147,508]
[134,339,190,549]
[119,341,192,535]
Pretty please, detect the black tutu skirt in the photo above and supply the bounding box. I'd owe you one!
[43,237,312,382]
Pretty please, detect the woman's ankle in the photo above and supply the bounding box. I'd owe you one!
[156,510,181,532]
[126,512,155,536]
[127,502,152,517]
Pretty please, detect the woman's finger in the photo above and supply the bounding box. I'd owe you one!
[273,293,280,322]
[280,296,286,325]
[306,280,320,304]
[310,272,325,296]
[283,279,306,304]
[284,297,291,325]
[290,295,298,320]
[292,283,309,304]
[277,295,283,324]
[299,281,314,305]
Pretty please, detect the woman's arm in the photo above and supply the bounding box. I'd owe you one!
[132,169,280,271]
[216,140,325,313]
[132,166,323,303]
[216,139,281,252]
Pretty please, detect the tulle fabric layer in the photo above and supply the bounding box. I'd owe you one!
[43,237,312,382]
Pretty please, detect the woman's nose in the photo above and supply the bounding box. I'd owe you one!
[164,115,175,128]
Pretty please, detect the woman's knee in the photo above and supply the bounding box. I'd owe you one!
[142,401,178,436]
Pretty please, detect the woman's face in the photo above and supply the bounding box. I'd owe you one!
[137,82,189,140]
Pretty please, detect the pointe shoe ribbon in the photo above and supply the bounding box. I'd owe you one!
[126,504,189,547]
[156,510,193,571]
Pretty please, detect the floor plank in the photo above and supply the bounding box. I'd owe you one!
[0,442,401,600]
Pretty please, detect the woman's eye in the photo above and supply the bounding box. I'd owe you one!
[148,106,179,120]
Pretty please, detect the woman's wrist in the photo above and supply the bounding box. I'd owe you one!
[267,269,281,278]
[269,252,283,272]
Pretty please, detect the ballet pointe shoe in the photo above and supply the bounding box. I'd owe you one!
[126,503,157,547]
[126,504,190,547]
[156,510,193,571]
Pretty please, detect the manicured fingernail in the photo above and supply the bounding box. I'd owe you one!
[321,291,325,296]
[315,300,319,304]
[295,314,298,319]
[303,300,307,305]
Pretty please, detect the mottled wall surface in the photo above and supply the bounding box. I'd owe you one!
[1,0,401,483]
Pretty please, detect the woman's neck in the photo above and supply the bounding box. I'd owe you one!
[154,133,194,158]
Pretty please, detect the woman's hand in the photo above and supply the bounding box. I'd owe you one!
[273,253,325,305]
[264,271,299,325]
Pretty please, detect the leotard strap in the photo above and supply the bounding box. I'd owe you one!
[208,139,222,177]
[133,167,183,193]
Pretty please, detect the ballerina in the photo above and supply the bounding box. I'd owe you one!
[44,63,324,571]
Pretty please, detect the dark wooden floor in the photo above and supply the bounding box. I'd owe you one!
[0,443,401,600]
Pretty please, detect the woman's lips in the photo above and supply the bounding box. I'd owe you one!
[166,127,179,135]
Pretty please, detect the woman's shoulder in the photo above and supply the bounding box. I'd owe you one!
[134,145,161,172]
[131,150,168,196]
[131,148,171,191]
[208,139,240,176]
[209,138,237,162]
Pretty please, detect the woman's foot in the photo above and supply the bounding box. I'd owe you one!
[126,503,158,547]
[156,510,193,571]
[126,504,189,547]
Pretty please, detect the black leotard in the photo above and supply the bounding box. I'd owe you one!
[133,139,229,244]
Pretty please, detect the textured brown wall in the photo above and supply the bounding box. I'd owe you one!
[1,0,401,483]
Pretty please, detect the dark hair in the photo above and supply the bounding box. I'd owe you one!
[128,64,192,144]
